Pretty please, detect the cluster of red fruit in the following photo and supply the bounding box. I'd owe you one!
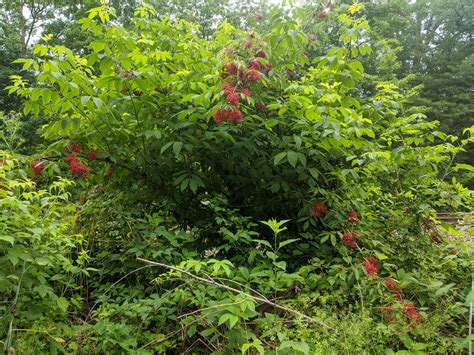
[363,256,379,277]
[380,303,422,327]
[64,154,90,176]
[64,142,99,177]
[343,232,357,249]
[31,160,45,177]
[383,277,422,326]
[311,201,328,217]
[214,45,272,125]
[213,108,244,124]
[310,200,422,327]
[348,209,360,224]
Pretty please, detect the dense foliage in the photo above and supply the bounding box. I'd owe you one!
[1,1,473,353]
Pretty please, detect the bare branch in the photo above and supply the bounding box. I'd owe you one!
[137,257,336,331]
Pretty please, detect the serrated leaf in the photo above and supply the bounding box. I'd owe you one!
[274,152,286,165]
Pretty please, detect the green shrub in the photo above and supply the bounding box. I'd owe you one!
[3,2,474,353]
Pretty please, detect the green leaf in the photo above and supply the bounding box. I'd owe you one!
[160,142,173,154]
[93,97,103,109]
[435,283,455,297]
[273,260,287,270]
[81,96,91,105]
[453,164,474,172]
[57,297,69,313]
[218,313,239,328]
[438,220,461,236]
[274,152,287,165]
[287,151,298,168]
[187,324,197,337]
[279,340,310,354]
[278,238,300,249]
[465,289,474,305]
[173,141,183,155]
[0,235,15,245]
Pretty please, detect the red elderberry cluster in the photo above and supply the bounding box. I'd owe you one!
[255,50,266,58]
[248,69,263,82]
[348,209,360,224]
[68,141,82,154]
[31,160,45,177]
[86,150,98,161]
[385,277,401,293]
[343,232,358,249]
[242,88,251,97]
[363,257,379,277]
[218,47,270,123]
[225,63,238,74]
[311,201,328,217]
[249,60,263,71]
[213,109,244,125]
[403,303,422,327]
[64,154,90,176]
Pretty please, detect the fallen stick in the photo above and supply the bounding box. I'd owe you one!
[137,257,336,331]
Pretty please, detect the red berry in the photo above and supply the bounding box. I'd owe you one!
[31,160,45,177]
[318,11,327,18]
[311,201,328,218]
[403,303,422,327]
[248,69,263,82]
[225,63,238,74]
[214,110,226,125]
[343,232,358,249]
[86,150,99,162]
[385,277,401,293]
[68,141,82,153]
[228,108,244,123]
[348,209,360,224]
[249,60,263,71]
[255,13,264,21]
[363,257,378,277]
[226,92,240,106]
